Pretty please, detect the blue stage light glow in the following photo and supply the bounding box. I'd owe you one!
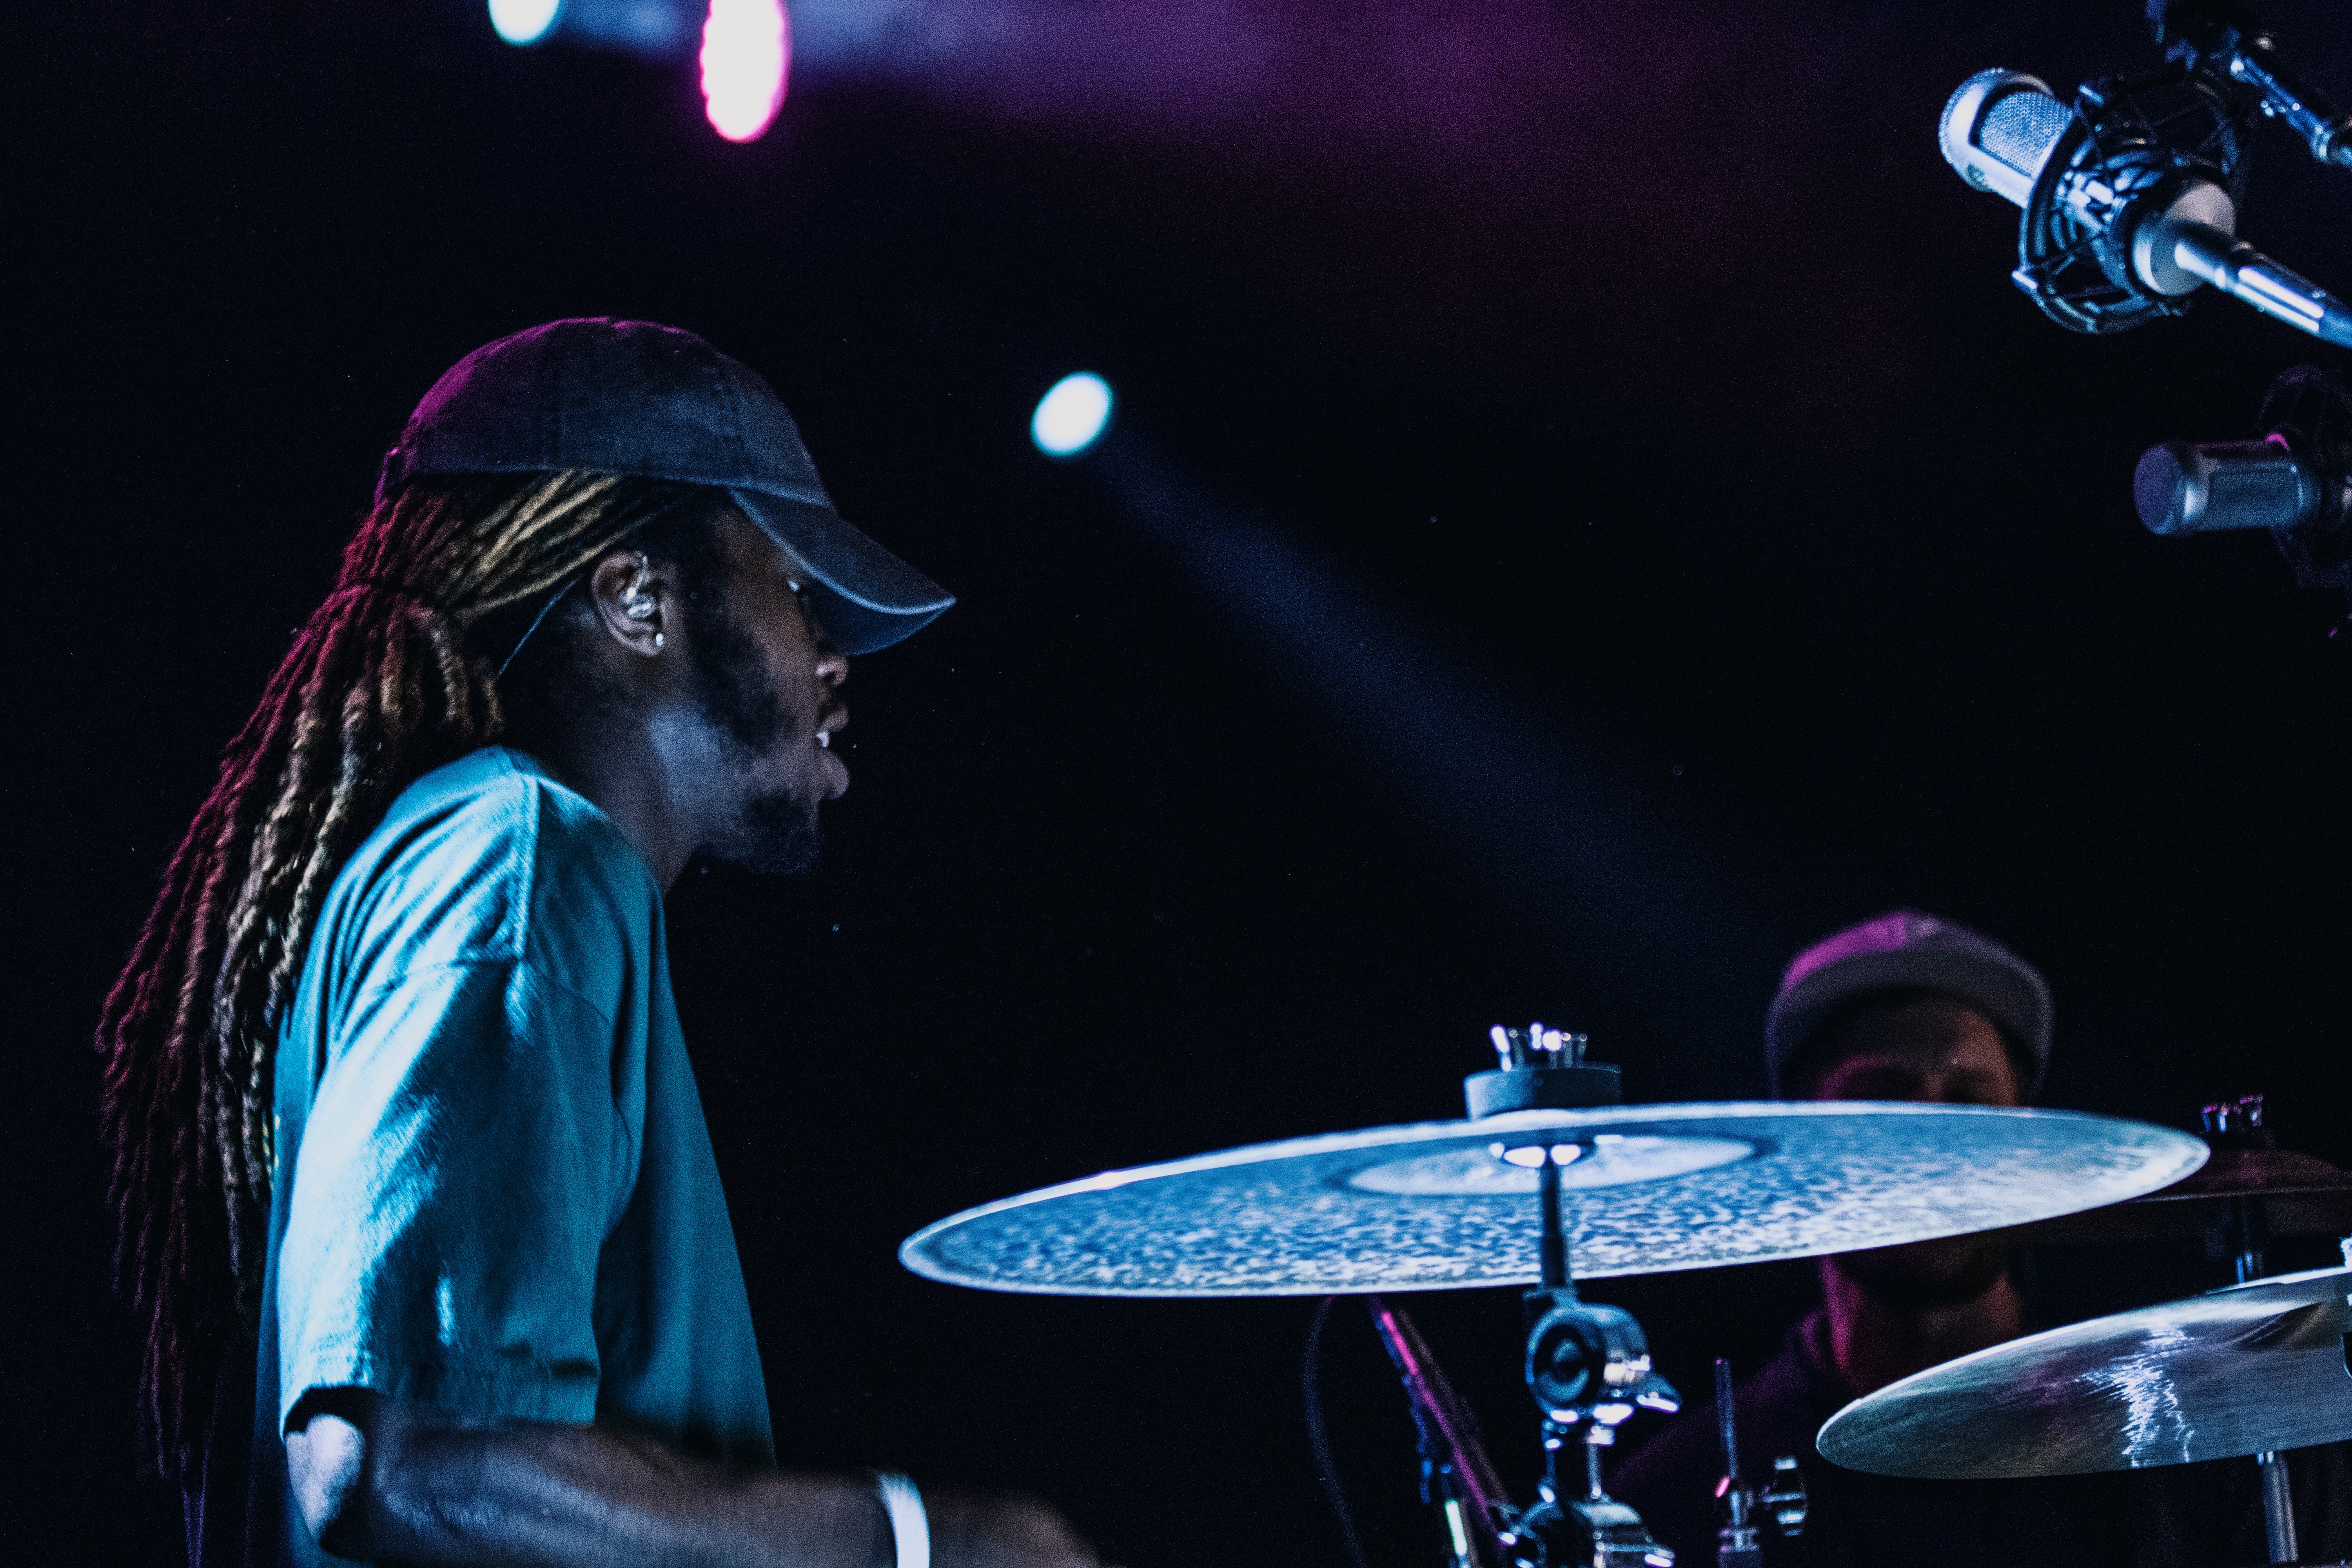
[1031,372,1114,457]
[490,0,563,45]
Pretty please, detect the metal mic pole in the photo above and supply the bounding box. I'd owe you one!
[2163,222,2352,347]
[1369,1297,1510,1568]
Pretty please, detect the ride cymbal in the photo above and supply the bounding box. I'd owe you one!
[899,1102,2205,1296]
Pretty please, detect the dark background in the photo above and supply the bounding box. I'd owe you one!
[10,1,2352,1562]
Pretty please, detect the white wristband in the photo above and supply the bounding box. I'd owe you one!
[873,1470,930,1568]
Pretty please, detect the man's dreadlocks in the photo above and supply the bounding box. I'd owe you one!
[95,468,727,1476]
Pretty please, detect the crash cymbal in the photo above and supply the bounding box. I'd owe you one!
[899,1102,2205,1296]
[2008,1146,2352,1245]
[1817,1264,2352,1478]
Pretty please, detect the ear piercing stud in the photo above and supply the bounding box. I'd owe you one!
[621,553,664,648]
[622,554,659,621]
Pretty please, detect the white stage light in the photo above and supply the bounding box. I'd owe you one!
[1032,373,1114,457]
[490,0,563,45]
[701,0,790,142]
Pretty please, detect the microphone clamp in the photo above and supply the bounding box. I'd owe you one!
[2009,64,2253,336]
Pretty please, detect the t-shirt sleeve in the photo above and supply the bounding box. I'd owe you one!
[276,958,632,1432]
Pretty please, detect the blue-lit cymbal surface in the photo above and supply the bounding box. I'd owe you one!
[1820,1265,2352,1476]
[898,1103,2206,1296]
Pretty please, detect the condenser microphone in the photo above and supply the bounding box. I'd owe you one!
[2133,437,2332,535]
[1939,68,2352,347]
[2132,365,2352,599]
[1940,69,2073,207]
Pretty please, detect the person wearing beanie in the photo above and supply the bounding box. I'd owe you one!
[1610,911,2333,1568]
[1762,911,2052,1402]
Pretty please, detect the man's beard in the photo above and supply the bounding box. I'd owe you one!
[720,786,822,877]
[688,594,823,878]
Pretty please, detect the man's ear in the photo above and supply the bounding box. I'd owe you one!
[584,550,670,658]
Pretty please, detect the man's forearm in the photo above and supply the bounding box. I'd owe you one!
[294,1394,890,1568]
[290,1389,1101,1568]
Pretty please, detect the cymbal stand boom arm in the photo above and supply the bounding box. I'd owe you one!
[1540,1154,1570,1294]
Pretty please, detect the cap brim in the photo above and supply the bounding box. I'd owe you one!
[1766,948,2053,1096]
[731,490,954,655]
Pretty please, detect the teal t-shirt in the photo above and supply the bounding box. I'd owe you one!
[256,746,773,1562]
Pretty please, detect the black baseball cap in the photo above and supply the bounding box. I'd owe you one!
[377,318,953,655]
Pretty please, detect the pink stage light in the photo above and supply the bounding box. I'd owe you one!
[700,0,789,143]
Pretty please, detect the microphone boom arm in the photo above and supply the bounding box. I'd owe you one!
[2151,0,2352,169]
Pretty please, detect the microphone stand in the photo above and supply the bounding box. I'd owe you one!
[1370,1298,1509,1568]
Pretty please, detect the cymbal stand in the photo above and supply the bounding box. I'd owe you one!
[1709,1358,1808,1568]
[1467,1025,1681,1568]
[2205,1095,2299,1566]
[1498,1139,1682,1568]
[1713,1354,1763,1568]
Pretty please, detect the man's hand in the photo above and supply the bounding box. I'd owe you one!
[927,1487,1103,1568]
